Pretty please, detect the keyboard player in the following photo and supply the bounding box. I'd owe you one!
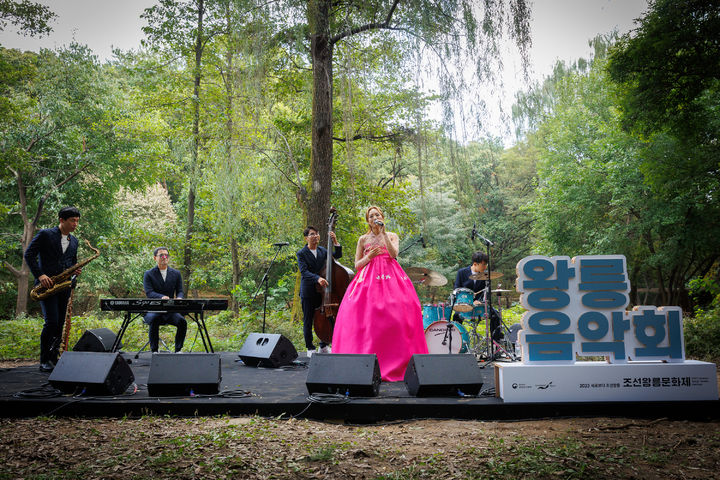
[143,246,186,353]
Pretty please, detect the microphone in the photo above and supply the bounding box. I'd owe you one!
[273,242,289,247]
[471,223,476,241]
[374,220,384,227]
[477,233,494,247]
[420,236,426,248]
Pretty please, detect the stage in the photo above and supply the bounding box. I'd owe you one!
[1,352,718,422]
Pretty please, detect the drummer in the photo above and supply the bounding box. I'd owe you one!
[454,251,502,342]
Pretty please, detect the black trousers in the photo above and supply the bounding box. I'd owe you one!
[144,312,187,352]
[488,307,503,342]
[39,289,71,364]
[300,293,331,350]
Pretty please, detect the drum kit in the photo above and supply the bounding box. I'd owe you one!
[407,266,519,362]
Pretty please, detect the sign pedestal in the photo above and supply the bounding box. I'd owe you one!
[495,360,718,403]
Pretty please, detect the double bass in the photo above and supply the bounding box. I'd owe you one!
[313,207,353,343]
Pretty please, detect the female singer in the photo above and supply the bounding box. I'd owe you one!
[332,206,428,381]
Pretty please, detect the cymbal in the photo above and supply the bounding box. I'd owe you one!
[468,271,503,280]
[492,289,512,293]
[406,267,448,286]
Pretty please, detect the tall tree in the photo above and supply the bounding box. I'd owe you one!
[142,0,227,291]
[528,45,718,307]
[287,0,532,238]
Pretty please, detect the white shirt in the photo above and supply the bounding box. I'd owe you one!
[61,234,69,253]
[309,248,318,258]
[159,268,167,281]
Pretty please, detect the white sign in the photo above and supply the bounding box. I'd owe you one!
[499,254,718,403]
[516,255,684,364]
[496,361,718,402]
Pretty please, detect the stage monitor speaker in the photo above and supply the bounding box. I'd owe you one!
[404,354,483,397]
[49,351,134,395]
[147,353,221,397]
[238,333,297,368]
[306,353,381,397]
[73,328,120,352]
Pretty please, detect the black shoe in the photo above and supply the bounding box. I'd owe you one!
[39,362,55,373]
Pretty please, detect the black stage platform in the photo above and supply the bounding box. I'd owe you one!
[1,352,718,422]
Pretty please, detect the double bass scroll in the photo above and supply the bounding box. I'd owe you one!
[312,207,353,344]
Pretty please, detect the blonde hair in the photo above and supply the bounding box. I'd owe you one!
[365,205,384,233]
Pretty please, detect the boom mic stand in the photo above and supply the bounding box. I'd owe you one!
[399,235,424,255]
[252,243,287,333]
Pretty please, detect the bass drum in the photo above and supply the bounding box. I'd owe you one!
[424,320,469,354]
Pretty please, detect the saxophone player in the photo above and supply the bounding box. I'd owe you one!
[24,206,82,372]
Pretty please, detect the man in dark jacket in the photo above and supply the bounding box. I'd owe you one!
[143,247,187,353]
[297,226,341,355]
[455,251,502,343]
[24,206,81,372]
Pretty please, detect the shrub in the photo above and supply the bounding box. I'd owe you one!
[683,306,720,362]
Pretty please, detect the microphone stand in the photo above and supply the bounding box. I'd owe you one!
[474,229,496,360]
[252,243,286,333]
[399,235,424,255]
[442,320,454,354]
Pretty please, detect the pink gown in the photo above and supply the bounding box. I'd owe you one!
[332,242,429,381]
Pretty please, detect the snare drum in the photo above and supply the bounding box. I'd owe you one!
[450,288,475,312]
[424,320,469,354]
[422,304,452,330]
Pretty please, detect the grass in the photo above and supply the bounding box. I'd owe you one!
[0,308,304,360]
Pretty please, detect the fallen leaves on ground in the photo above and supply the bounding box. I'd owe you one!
[1,416,719,479]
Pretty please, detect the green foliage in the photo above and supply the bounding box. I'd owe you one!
[607,0,720,137]
[604,0,720,309]
[0,308,304,359]
[684,307,720,361]
[519,36,719,307]
[0,0,56,37]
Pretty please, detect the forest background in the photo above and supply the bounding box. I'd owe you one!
[1,0,719,359]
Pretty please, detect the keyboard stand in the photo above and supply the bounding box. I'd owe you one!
[111,310,214,353]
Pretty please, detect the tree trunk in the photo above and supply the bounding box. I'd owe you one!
[7,168,42,316]
[183,0,205,291]
[7,223,34,315]
[307,0,333,241]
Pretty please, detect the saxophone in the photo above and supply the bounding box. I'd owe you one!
[30,240,101,301]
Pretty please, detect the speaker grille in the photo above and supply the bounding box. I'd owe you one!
[306,354,381,397]
[49,352,134,395]
[404,354,483,397]
[147,353,222,397]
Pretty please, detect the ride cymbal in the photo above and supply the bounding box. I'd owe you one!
[406,267,448,286]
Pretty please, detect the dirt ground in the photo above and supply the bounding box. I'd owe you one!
[2,359,720,479]
[1,415,719,479]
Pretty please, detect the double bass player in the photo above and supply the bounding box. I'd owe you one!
[297,226,342,356]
